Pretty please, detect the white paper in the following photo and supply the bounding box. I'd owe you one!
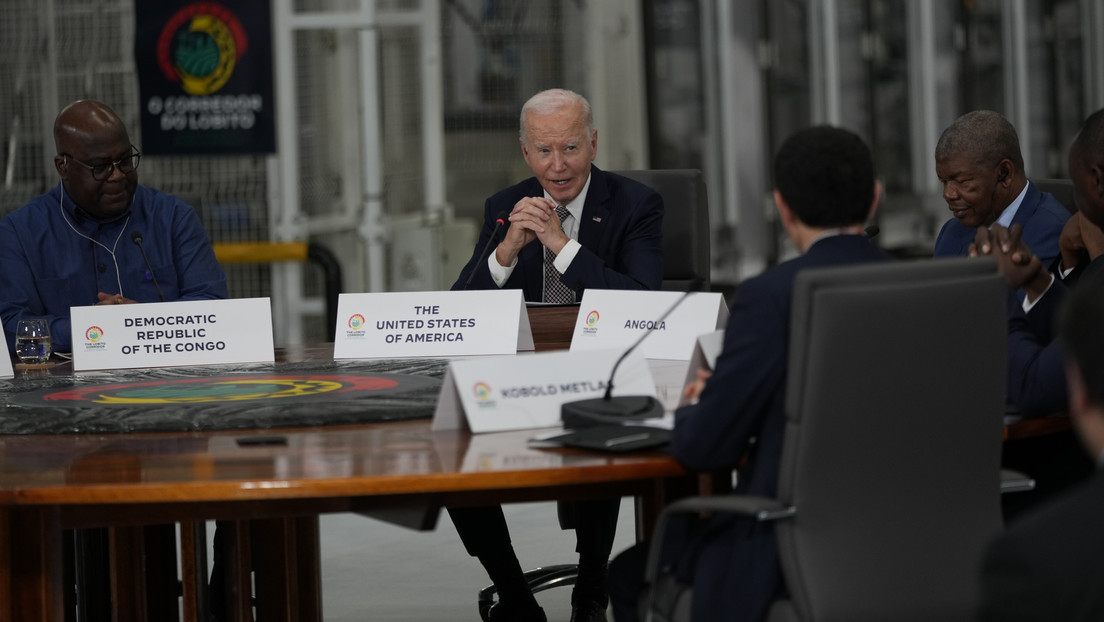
[678,329,726,407]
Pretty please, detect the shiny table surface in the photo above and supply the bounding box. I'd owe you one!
[0,420,685,511]
[0,310,683,510]
[0,324,688,622]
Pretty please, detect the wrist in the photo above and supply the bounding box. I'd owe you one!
[494,243,516,268]
[1024,268,1053,302]
[1060,250,1083,272]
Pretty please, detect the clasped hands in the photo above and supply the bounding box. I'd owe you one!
[969,223,1052,301]
[96,292,137,306]
[971,214,1103,302]
[494,196,570,267]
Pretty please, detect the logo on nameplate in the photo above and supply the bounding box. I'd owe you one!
[473,381,496,407]
[345,313,367,338]
[83,326,107,350]
[583,310,600,335]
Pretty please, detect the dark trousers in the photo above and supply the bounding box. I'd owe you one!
[608,541,649,622]
[448,498,621,599]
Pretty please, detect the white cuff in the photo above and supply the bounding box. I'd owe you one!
[552,239,582,274]
[1022,272,1056,313]
[488,249,516,287]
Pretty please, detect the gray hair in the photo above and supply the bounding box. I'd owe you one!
[935,110,1024,170]
[519,88,594,145]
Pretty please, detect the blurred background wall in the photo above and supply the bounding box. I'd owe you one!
[2,0,1100,344]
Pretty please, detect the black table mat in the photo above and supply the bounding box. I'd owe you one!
[0,358,447,435]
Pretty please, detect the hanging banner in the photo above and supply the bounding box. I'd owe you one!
[135,0,276,154]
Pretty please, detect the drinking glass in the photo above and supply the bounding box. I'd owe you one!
[15,319,52,364]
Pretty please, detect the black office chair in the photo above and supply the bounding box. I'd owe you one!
[614,169,711,292]
[476,170,711,620]
[642,257,1031,622]
[1034,177,1076,213]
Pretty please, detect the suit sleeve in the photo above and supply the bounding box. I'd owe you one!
[1006,285,1069,415]
[451,199,502,292]
[671,276,785,471]
[562,189,664,291]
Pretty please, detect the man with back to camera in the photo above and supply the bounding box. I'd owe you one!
[605,125,887,622]
[975,272,1104,621]
[0,99,228,353]
[449,88,664,622]
[934,110,1069,265]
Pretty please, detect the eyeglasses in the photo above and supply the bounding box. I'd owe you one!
[62,148,141,181]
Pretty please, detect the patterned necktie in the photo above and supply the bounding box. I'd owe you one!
[543,205,576,304]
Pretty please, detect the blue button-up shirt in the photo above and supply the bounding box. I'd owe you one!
[0,183,228,352]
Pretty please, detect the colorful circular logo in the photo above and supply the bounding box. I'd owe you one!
[586,310,600,327]
[85,326,104,342]
[348,314,365,330]
[157,2,249,96]
[473,382,492,401]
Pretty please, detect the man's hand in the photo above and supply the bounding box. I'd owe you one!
[970,224,1052,300]
[95,292,137,305]
[494,196,569,266]
[1059,213,1088,271]
[682,368,712,404]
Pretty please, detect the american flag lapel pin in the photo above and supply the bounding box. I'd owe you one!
[592,216,602,222]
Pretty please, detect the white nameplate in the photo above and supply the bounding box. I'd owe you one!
[333,290,533,359]
[432,349,656,433]
[570,290,729,360]
[0,350,13,378]
[679,329,725,407]
[70,298,275,371]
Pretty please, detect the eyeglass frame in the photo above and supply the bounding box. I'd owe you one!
[59,147,141,181]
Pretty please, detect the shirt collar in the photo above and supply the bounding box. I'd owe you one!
[994,183,1030,228]
[543,172,592,220]
[543,172,592,238]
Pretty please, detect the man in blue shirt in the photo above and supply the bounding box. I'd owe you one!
[933,110,1069,266]
[0,99,227,353]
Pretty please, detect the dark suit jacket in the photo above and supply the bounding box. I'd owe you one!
[667,234,888,622]
[934,181,1070,266]
[1007,257,1104,415]
[978,469,1104,621]
[451,165,664,299]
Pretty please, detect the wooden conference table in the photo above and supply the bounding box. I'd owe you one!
[0,306,690,622]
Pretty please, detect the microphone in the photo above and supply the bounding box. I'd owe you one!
[463,211,510,290]
[131,231,165,302]
[560,277,705,428]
